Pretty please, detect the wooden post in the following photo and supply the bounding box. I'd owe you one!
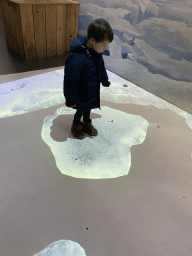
[1,0,80,61]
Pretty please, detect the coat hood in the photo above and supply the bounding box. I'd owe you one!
[70,35,102,58]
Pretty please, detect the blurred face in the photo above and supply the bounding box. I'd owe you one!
[86,37,110,53]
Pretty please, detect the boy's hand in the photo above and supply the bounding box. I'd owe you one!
[103,81,111,87]
[65,100,76,108]
[70,103,76,108]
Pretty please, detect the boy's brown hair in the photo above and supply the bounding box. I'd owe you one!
[87,18,114,43]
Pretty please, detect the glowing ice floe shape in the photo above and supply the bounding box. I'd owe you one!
[41,106,149,179]
[33,239,86,256]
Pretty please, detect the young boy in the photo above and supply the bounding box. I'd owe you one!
[64,18,114,139]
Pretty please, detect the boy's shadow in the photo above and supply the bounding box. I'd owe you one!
[50,113,102,142]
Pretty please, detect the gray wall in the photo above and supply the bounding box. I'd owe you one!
[77,0,192,114]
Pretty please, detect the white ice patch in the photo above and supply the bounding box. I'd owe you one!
[33,239,86,256]
[41,106,149,179]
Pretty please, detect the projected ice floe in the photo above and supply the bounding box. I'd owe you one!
[33,239,86,256]
[0,69,192,131]
[41,106,149,179]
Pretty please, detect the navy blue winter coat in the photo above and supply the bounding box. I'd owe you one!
[63,36,110,110]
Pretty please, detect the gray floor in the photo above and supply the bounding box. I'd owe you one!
[1,16,192,256]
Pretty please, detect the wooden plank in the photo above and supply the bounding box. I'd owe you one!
[0,0,3,17]
[45,4,57,58]
[9,0,79,5]
[1,0,14,52]
[8,1,19,56]
[57,4,67,56]
[65,3,79,52]
[11,1,25,60]
[19,4,36,61]
[33,4,46,60]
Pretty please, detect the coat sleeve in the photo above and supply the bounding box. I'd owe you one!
[63,54,83,102]
[100,56,109,86]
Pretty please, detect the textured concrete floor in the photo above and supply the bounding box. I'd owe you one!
[0,67,192,255]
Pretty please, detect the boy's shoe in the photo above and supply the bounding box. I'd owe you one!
[71,121,85,139]
[82,120,98,136]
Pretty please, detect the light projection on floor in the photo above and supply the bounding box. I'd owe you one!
[1,68,192,255]
[0,69,192,133]
[41,106,149,179]
[33,239,86,256]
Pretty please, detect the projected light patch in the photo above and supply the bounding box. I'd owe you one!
[41,106,149,179]
[33,239,86,256]
[0,71,65,119]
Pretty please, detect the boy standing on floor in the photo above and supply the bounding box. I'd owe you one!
[64,18,113,139]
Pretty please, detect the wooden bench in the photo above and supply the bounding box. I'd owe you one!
[1,0,80,61]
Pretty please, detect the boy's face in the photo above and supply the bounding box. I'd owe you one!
[86,37,110,53]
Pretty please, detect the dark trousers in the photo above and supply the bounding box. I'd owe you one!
[74,108,91,124]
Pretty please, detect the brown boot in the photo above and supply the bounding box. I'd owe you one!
[71,121,85,139]
[82,120,98,136]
